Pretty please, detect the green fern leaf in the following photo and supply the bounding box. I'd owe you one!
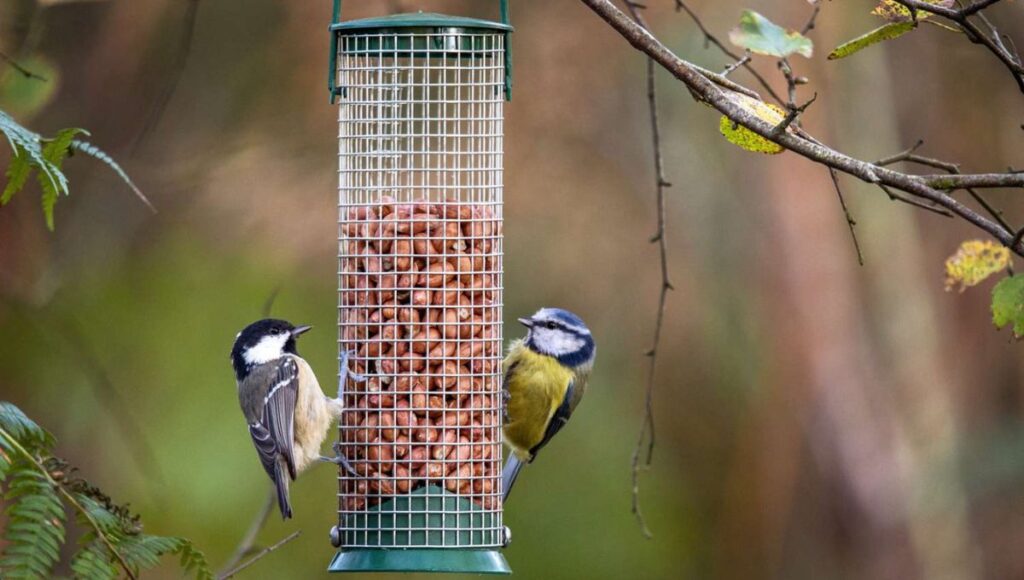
[0,402,55,451]
[2,145,31,205]
[0,466,66,579]
[70,140,154,213]
[71,540,118,580]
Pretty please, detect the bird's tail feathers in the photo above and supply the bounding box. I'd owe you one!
[502,454,525,502]
[273,456,293,519]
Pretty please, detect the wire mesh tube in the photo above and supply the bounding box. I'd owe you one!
[335,31,505,551]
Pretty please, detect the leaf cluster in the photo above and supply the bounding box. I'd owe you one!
[0,110,150,230]
[0,402,212,579]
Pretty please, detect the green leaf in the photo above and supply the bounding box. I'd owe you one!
[944,240,1010,292]
[0,402,55,451]
[2,146,31,205]
[37,128,86,230]
[827,21,916,60]
[0,467,65,578]
[992,275,1024,338]
[871,0,953,22]
[70,140,154,214]
[718,92,787,154]
[728,10,813,58]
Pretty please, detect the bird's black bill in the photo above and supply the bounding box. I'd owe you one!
[517,317,532,327]
[291,325,312,337]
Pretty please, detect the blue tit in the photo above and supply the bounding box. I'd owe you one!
[501,308,596,501]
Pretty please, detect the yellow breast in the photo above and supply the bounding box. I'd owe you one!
[502,341,574,460]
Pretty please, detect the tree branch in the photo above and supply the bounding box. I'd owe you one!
[895,0,1024,92]
[217,530,301,580]
[579,0,1023,254]
[217,488,276,577]
[828,169,864,266]
[0,50,47,81]
[623,0,673,540]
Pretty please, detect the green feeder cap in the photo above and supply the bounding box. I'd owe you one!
[328,2,514,102]
[330,12,513,33]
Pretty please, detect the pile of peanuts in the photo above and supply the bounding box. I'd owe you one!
[338,197,503,511]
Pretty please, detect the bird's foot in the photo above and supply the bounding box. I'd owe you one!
[322,442,360,477]
[337,349,366,400]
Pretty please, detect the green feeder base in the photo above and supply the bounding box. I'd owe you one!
[328,548,511,574]
[328,486,511,574]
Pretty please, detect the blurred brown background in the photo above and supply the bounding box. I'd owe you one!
[3,0,1024,578]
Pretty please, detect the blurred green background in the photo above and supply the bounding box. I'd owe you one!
[3,0,1024,578]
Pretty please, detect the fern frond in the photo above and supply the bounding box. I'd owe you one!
[0,110,64,196]
[0,109,152,228]
[0,402,55,451]
[70,140,155,213]
[70,540,118,580]
[0,464,66,579]
[0,403,209,580]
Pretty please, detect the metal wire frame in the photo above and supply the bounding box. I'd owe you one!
[336,31,505,549]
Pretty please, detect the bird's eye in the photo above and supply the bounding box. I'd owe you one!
[545,321,557,330]
[270,328,280,335]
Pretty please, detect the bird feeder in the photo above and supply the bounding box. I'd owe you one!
[328,0,512,574]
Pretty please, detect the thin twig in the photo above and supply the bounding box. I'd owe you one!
[217,489,277,577]
[674,0,785,105]
[217,530,301,580]
[875,144,1016,235]
[0,427,137,579]
[772,92,817,137]
[828,169,864,266]
[801,0,823,35]
[895,0,1024,92]
[878,184,955,217]
[131,0,201,152]
[623,0,673,540]
[0,50,46,81]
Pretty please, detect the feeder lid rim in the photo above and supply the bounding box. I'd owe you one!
[331,12,513,33]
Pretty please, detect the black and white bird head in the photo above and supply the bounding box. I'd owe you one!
[520,308,596,372]
[230,319,311,381]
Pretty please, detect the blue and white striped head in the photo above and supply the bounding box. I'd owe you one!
[520,308,596,371]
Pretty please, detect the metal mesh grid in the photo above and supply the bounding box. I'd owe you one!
[335,31,504,549]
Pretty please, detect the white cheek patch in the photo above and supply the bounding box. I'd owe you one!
[536,328,586,357]
[244,335,289,365]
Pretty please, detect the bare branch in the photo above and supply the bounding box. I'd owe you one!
[0,50,47,81]
[895,0,1024,92]
[878,184,955,217]
[961,0,1005,17]
[801,0,823,35]
[917,173,1024,190]
[131,0,201,152]
[623,0,673,540]
[217,530,301,580]
[828,169,864,266]
[579,0,1022,254]
[875,144,1017,234]
[217,489,276,577]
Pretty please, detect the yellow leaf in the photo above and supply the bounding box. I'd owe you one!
[718,92,787,155]
[944,240,1010,292]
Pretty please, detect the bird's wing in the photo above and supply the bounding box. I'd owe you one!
[526,379,576,460]
[245,358,299,480]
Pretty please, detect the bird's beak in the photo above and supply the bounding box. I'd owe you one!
[517,317,533,328]
[291,325,313,337]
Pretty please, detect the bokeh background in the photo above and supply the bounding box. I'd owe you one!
[3,1,1024,578]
